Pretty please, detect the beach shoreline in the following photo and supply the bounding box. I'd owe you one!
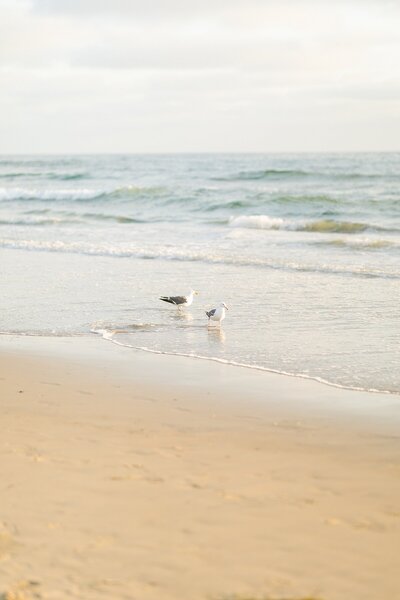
[1,334,399,599]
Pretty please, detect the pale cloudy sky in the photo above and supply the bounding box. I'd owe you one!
[1,0,399,153]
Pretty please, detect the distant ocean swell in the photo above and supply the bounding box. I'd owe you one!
[0,172,90,180]
[0,158,81,167]
[0,215,145,226]
[2,188,398,223]
[212,168,398,182]
[1,187,344,210]
[1,238,398,279]
[2,165,394,182]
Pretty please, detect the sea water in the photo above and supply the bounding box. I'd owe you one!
[0,153,399,394]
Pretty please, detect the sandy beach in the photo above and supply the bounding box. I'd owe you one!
[0,336,399,600]
[2,0,400,597]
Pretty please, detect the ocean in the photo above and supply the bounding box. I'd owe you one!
[1,153,399,394]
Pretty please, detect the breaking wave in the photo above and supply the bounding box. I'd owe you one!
[0,185,168,203]
[229,215,284,229]
[229,214,397,234]
[302,220,369,234]
[0,188,102,202]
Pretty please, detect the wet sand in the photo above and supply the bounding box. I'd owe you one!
[0,335,399,600]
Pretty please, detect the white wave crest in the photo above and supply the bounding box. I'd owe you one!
[0,187,102,201]
[229,215,285,229]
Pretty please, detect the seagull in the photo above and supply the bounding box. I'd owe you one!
[159,289,198,308]
[205,302,229,326]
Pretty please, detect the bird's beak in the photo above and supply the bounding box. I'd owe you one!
[225,305,229,310]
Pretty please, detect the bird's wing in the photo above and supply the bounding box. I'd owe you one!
[206,308,216,317]
[160,295,187,305]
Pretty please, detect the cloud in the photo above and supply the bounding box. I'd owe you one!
[2,0,398,76]
[0,0,399,151]
[30,0,263,20]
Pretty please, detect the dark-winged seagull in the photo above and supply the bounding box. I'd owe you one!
[159,289,198,308]
[205,302,228,326]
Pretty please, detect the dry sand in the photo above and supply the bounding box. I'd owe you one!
[0,335,399,600]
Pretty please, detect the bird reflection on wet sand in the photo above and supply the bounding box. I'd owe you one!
[171,311,194,323]
[207,327,226,346]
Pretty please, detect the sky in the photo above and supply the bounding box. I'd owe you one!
[0,0,399,153]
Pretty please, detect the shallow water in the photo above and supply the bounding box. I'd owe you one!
[1,153,399,394]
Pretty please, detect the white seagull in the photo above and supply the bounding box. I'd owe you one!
[205,302,229,326]
[159,289,198,308]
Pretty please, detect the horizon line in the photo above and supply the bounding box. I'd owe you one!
[1,150,399,156]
